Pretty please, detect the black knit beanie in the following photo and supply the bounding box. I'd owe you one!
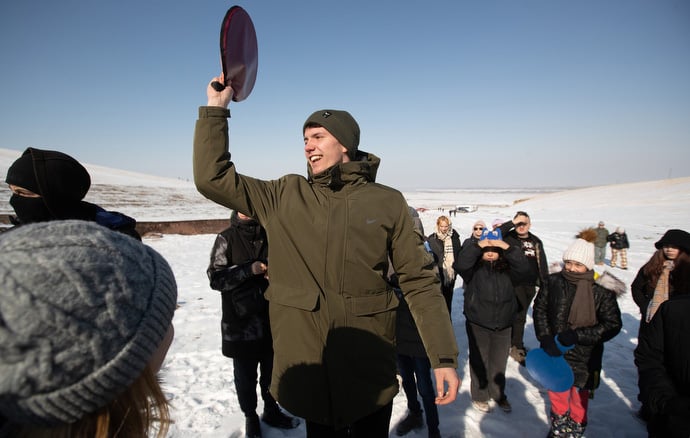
[303,110,360,160]
[5,147,91,202]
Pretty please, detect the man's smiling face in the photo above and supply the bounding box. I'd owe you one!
[304,126,349,175]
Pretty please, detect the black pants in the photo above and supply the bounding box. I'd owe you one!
[233,347,275,416]
[305,401,393,438]
[441,281,455,316]
[467,321,511,402]
[511,284,537,348]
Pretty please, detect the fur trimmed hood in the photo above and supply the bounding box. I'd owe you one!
[548,262,626,298]
[595,270,627,297]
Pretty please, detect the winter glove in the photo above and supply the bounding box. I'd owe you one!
[557,329,578,347]
[554,331,576,354]
[540,336,562,357]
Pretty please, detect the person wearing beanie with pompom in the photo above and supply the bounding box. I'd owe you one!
[0,220,178,437]
[532,228,624,437]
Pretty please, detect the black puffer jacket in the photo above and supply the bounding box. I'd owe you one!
[207,211,271,358]
[607,232,629,250]
[533,269,624,389]
[455,243,530,330]
[635,294,690,437]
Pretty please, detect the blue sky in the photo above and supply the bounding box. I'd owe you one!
[1,1,688,189]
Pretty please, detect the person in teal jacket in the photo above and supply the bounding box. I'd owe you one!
[193,74,460,438]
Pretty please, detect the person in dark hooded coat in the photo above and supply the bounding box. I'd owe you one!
[634,285,690,438]
[632,228,690,425]
[207,211,298,437]
[4,147,140,239]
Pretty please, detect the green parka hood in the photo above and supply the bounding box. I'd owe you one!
[308,150,379,189]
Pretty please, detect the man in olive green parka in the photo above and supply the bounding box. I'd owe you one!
[194,74,460,437]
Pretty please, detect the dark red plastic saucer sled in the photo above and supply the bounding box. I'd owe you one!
[210,5,258,102]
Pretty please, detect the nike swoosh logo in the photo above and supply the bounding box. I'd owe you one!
[366,219,377,224]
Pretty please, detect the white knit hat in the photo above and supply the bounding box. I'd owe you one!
[562,238,595,270]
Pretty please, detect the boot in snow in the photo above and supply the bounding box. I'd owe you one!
[566,418,587,438]
[547,411,571,437]
[261,403,300,429]
[245,413,262,438]
[395,409,424,436]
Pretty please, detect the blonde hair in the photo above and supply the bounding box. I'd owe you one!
[13,364,172,438]
[436,215,450,227]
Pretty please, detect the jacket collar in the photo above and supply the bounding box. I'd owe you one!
[308,150,380,190]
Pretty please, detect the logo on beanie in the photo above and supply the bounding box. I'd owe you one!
[322,111,332,118]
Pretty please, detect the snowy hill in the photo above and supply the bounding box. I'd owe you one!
[0,148,231,221]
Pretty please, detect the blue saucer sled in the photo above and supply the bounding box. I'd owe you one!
[525,348,574,392]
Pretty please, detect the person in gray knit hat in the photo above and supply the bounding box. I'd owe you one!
[0,220,177,437]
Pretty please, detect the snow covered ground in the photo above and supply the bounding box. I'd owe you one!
[3,148,689,437]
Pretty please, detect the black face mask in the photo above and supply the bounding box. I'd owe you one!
[9,195,54,224]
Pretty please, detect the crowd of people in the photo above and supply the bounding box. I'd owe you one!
[0,77,687,438]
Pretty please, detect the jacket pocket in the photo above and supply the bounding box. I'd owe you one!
[345,289,399,316]
[265,283,319,311]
